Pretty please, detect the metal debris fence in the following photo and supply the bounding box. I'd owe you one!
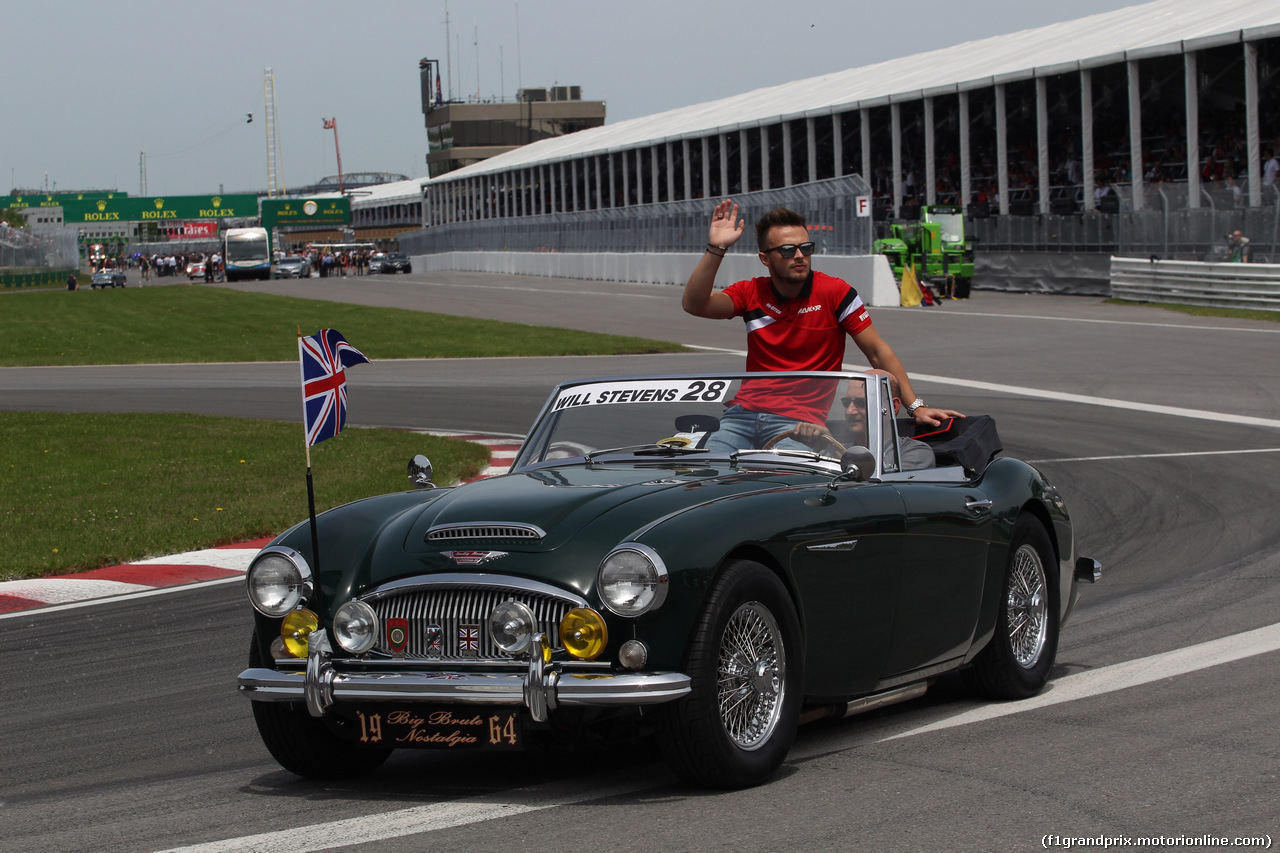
[401,175,876,257]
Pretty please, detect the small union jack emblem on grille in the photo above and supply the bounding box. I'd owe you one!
[458,624,480,657]
[425,625,443,658]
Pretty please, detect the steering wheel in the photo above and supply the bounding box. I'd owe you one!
[762,428,847,456]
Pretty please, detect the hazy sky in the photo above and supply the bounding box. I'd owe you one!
[3,0,1152,197]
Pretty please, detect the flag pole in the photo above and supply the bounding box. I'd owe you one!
[298,326,321,575]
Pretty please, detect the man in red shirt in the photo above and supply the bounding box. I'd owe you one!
[682,200,962,452]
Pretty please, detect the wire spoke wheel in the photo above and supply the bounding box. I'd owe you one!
[1007,543,1048,669]
[961,515,1059,700]
[717,602,785,750]
[658,560,802,787]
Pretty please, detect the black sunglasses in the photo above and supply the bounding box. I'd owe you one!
[840,396,865,409]
[763,242,815,259]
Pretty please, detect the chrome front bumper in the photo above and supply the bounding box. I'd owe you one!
[237,633,690,723]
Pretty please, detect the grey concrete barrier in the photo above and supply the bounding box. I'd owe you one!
[409,251,902,308]
[1109,256,1280,312]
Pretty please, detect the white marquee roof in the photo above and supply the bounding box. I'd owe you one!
[359,0,1280,205]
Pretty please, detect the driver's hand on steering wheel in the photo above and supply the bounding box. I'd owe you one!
[790,422,828,444]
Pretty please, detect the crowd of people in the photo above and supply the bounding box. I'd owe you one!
[302,247,378,277]
[88,251,223,282]
[76,245,390,281]
[869,123,1280,214]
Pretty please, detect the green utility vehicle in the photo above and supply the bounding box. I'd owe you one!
[872,205,974,298]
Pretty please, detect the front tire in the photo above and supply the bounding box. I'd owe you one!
[963,515,1059,699]
[247,632,392,778]
[659,560,803,788]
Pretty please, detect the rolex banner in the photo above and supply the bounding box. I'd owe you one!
[59,194,258,223]
[260,197,351,231]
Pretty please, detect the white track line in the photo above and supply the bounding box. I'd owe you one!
[1029,447,1280,464]
[685,346,1280,429]
[878,621,1280,742]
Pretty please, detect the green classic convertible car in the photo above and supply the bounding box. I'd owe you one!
[238,371,1100,788]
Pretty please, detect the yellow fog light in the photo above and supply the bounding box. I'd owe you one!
[280,608,319,658]
[559,608,608,660]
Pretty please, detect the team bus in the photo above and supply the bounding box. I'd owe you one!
[223,227,271,281]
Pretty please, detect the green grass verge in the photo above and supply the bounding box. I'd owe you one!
[0,411,490,581]
[0,284,684,366]
[1106,297,1280,323]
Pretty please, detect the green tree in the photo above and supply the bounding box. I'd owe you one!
[0,208,27,228]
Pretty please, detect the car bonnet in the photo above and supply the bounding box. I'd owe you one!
[402,463,741,557]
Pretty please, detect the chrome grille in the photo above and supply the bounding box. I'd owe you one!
[425,522,545,542]
[369,587,571,660]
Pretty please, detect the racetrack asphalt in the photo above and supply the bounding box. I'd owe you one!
[0,432,522,616]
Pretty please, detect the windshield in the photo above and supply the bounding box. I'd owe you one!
[514,372,894,473]
[927,212,964,244]
[226,235,268,262]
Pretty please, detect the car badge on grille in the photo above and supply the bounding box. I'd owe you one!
[425,624,443,659]
[458,624,481,657]
[442,550,509,565]
[387,618,409,655]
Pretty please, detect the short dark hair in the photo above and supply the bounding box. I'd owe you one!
[755,207,807,251]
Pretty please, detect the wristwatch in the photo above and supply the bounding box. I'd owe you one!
[906,398,926,415]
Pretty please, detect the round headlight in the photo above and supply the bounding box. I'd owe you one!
[280,608,319,658]
[333,600,379,654]
[489,600,537,654]
[560,608,608,660]
[246,548,312,617]
[598,543,669,616]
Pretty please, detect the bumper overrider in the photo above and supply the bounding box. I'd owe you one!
[237,631,691,723]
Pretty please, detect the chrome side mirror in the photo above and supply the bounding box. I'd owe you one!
[407,454,435,489]
[839,446,876,482]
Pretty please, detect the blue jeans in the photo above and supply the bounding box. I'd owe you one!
[704,405,811,453]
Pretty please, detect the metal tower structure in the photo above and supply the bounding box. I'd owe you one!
[264,68,286,197]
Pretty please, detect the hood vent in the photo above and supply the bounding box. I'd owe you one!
[425,522,546,542]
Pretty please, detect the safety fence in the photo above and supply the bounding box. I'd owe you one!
[1109,256,1280,311]
[971,182,1280,261]
[1,227,80,274]
[400,175,875,257]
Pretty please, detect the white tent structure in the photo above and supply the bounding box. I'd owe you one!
[355,0,1280,291]
[396,0,1280,220]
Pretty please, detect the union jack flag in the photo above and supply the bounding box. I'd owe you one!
[299,329,370,447]
[458,624,480,656]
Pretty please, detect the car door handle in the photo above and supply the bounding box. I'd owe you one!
[965,498,993,515]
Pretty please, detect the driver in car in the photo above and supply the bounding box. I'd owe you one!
[794,370,936,470]
[682,200,963,453]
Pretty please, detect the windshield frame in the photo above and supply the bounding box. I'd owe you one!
[511,371,894,477]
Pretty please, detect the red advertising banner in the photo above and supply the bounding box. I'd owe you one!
[183,221,218,238]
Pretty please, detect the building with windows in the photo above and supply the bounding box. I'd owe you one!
[420,57,606,178]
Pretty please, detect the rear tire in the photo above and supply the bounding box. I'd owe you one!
[962,515,1059,699]
[658,560,803,788]
[247,632,392,778]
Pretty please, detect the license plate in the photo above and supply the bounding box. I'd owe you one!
[345,707,523,750]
